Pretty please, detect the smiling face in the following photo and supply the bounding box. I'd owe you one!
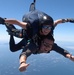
[41,25,52,35]
[39,38,54,53]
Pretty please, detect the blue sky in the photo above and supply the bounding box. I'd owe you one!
[0,0,74,42]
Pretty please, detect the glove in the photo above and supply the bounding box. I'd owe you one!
[0,17,5,24]
[67,18,74,23]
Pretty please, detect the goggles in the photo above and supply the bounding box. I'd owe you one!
[42,25,52,30]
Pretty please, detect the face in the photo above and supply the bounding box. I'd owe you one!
[39,38,54,53]
[41,25,52,35]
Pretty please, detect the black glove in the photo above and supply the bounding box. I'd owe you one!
[0,17,5,24]
[67,19,74,23]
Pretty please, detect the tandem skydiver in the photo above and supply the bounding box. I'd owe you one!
[0,0,74,72]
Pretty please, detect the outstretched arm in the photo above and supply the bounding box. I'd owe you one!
[19,48,32,72]
[0,17,27,29]
[19,55,29,72]
[54,18,74,27]
[19,41,38,72]
[5,19,27,29]
[52,43,74,61]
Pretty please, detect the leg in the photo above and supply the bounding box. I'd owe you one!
[9,35,28,52]
[5,23,24,38]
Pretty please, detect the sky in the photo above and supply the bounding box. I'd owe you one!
[0,0,74,43]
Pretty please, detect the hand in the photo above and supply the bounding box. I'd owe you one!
[0,17,5,24]
[19,63,29,72]
[69,55,74,61]
[66,54,74,61]
[67,18,74,23]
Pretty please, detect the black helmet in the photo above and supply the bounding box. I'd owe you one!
[38,12,54,33]
[40,13,54,26]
